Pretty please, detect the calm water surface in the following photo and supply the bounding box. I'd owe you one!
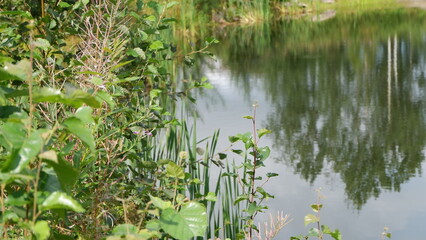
[186,7,426,240]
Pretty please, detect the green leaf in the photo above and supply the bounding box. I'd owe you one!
[304,214,319,226]
[127,47,146,59]
[228,135,240,143]
[32,220,50,240]
[256,187,274,199]
[290,236,305,240]
[33,87,63,103]
[43,156,79,192]
[146,219,161,231]
[0,68,20,81]
[160,202,207,240]
[205,192,217,202]
[75,106,95,124]
[89,77,103,86]
[266,172,279,178]
[33,38,51,51]
[149,89,162,99]
[234,194,249,205]
[257,128,272,138]
[0,106,23,119]
[311,204,323,212]
[258,146,271,161]
[245,202,267,216]
[96,91,115,110]
[40,192,85,212]
[308,228,320,237]
[147,64,158,74]
[0,173,33,184]
[5,190,29,207]
[166,162,184,179]
[242,115,253,120]
[111,224,139,235]
[322,225,342,240]
[2,60,31,81]
[63,117,95,151]
[110,60,134,71]
[205,37,219,45]
[33,87,100,108]
[149,195,173,210]
[0,122,26,150]
[63,89,101,108]
[149,40,164,50]
[166,1,179,9]
[3,130,44,173]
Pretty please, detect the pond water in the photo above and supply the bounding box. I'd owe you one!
[184,6,426,240]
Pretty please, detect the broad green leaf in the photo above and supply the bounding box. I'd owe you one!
[166,1,179,9]
[3,60,31,81]
[311,204,323,212]
[166,162,184,179]
[96,91,115,110]
[3,130,44,173]
[149,195,173,210]
[234,194,249,205]
[245,202,267,216]
[0,11,32,17]
[40,191,84,212]
[205,37,220,45]
[33,87,63,103]
[111,224,139,235]
[205,192,217,202]
[0,68,20,81]
[1,210,20,223]
[75,106,95,124]
[322,225,342,240]
[228,136,239,143]
[290,236,305,240]
[33,38,51,51]
[257,128,272,138]
[145,219,161,231]
[149,89,162,99]
[43,156,79,192]
[63,117,95,151]
[0,106,22,119]
[258,146,270,161]
[266,172,279,178]
[32,220,50,240]
[63,89,101,108]
[147,64,158,74]
[5,191,29,207]
[89,77,103,86]
[304,214,319,226]
[144,15,156,22]
[0,122,26,149]
[308,228,320,237]
[0,173,33,184]
[256,187,274,199]
[160,202,207,240]
[149,40,164,50]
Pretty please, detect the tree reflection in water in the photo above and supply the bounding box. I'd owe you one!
[212,9,426,209]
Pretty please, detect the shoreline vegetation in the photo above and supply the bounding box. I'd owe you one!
[0,0,411,239]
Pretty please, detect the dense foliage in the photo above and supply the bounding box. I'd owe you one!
[0,0,221,239]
